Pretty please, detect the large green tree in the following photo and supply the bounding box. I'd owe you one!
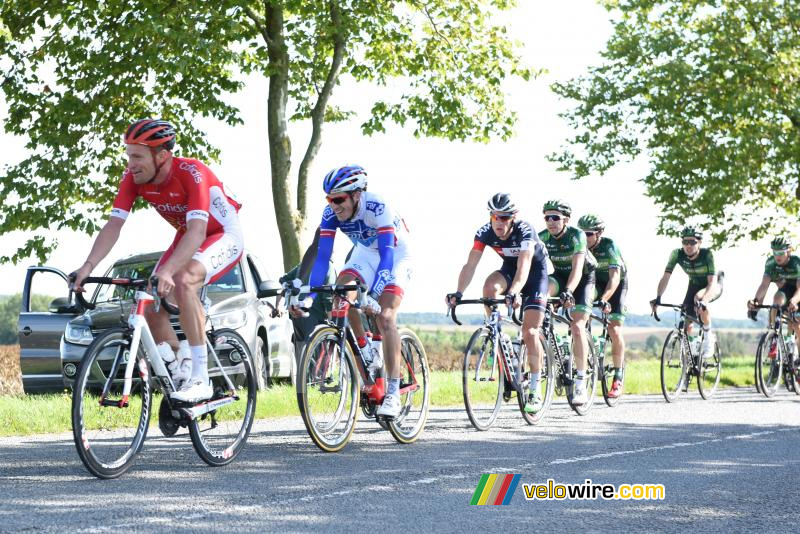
[550,0,800,245]
[0,0,532,269]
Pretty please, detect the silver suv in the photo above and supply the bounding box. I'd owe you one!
[18,251,294,393]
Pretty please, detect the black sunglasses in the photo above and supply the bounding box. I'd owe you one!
[584,231,597,237]
[682,239,698,246]
[544,214,562,222]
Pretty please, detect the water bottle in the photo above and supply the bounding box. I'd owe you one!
[559,335,571,357]
[592,334,606,355]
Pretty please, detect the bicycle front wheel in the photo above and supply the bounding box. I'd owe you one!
[756,332,781,398]
[517,339,554,425]
[660,330,687,403]
[387,328,430,444]
[188,329,257,466]
[297,325,359,452]
[462,328,503,431]
[71,327,152,479]
[698,339,721,400]
[568,338,598,416]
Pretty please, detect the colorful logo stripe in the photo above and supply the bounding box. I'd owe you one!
[470,474,521,505]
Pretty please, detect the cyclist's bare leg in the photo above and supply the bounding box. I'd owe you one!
[144,305,179,350]
[570,311,589,372]
[173,260,206,347]
[482,271,507,314]
[377,292,402,380]
[694,287,714,328]
[337,272,367,339]
[522,309,544,373]
[771,292,785,325]
[609,320,625,368]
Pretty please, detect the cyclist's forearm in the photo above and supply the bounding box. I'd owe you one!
[456,249,483,293]
[656,272,670,296]
[602,269,620,299]
[509,251,532,294]
[566,254,584,292]
[85,219,123,270]
[753,278,771,303]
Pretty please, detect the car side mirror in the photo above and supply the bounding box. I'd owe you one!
[257,280,282,299]
[49,297,78,314]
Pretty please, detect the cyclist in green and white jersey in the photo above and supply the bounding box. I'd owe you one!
[650,226,720,360]
[747,237,800,344]
[539,199,597,406]
[578,214,627,399]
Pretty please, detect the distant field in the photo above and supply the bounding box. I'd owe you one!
[0,345,22,396]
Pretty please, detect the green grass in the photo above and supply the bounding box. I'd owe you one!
[0,355,765,437]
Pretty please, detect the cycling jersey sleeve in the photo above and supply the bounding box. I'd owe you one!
[309,208,339,290]
[608,240,623,270]
[369,227,396,297]
[665,249,680,273]
[472,224,490,252]
[181,160,213,224]
[705,249,716,275]
[572,229,587,255]
[110,171,138,220]
[763,258,774,279]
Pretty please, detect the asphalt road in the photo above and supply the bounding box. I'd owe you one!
[2,388,799,533]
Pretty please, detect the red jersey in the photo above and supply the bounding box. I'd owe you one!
[111,157,241,234]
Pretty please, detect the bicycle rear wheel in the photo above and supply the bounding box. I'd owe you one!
[517,339,554,425]
[71,327,152,479]
[756,331,782,398]
[188,329,257,466]
[660,330,687,402]
[297,325,359,452]
[462,328,503,431]
[387,329,430,444]
[598,348,620,408]
[568,337,597,416]
[697,339,721,400]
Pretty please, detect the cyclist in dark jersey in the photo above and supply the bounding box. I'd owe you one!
[650,226,720,360]
[539,199,597,406]
[578,214,627,399]
[747,237,800,353]
[446,193,549,413]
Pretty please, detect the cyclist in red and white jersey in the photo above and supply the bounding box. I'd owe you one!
[71,119,244,402]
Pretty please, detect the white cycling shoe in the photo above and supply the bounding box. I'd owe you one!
[571,386,588,406]
[701,331,716,360]
[171,378,213,403]
[376,394,401,418]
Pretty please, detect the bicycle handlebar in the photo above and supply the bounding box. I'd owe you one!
[446,297,521,326]
[69,275,150,311]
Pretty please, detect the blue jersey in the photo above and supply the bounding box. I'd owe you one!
[309,192,409,296]
[473,219,547,273]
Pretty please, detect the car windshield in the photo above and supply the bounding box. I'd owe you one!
[91,259,244,305]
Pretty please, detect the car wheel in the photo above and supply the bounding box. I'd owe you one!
[256,335,271,390]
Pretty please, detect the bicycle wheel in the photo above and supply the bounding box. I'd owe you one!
[517,338,554,425]
[568,336,598,416]
[71,327,152,479]
[598,347,620,408]
[697,338,721,400]
[387,328,430,444]
[297,325,359,452]
[462,328,503,431]
[188,329,257,466]
[660,330,687,403]
[756,331,782,398]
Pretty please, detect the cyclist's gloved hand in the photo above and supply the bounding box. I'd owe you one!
[650,296,661,310]
[597,300,611,314]
[445,291,463,307]
[362,292,382,315]
[695,300,708,312]
[559,289,575,307]
[746,308,758,321]
[288,295,312,318]
[505,292,520,310]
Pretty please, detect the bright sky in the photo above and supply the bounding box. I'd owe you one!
[0,1,774,318]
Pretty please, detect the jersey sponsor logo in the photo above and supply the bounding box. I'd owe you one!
[321,206,336,221]
[178,161,204,184]
[186,209,209,222]
[366,201,385,216]
[372,268,391,295]
[211,196,229,218]
[110,207,129,220]
[154,202,188,213]
[209,242,240,269]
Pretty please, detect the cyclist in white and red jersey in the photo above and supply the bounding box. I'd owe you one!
[71,119,244,402]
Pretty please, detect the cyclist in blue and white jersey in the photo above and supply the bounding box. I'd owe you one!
[291,165,412,419]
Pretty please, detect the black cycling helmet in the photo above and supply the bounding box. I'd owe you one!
[542,199,571,217]
[680,226,703,240]
[487,193,518,213]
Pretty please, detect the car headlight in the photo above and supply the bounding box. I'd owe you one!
[211,309,247,330]
[65,323,94,345]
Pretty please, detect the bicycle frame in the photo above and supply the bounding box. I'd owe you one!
[653,303,705,367]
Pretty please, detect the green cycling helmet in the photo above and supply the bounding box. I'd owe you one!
[771,236,791,251]
[577,213,605,232]
[680,226,703,240]
[542,199,572,217]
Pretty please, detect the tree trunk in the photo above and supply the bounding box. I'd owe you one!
[266,2,301,271]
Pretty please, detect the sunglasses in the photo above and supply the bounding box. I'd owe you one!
[326,195,349,205]
[773,249,789,257]
[682,239,698,246]
[544,214,562,222]
[491,213,514,222]
[584,231,597,237]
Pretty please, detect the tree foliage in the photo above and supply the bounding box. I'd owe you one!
[550,0,800,246]
[1,0,533,268]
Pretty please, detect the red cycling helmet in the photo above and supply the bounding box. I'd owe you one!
[124,119,176,150]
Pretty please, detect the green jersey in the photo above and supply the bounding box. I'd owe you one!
[590,236,626,286]
[763,254,800,285]
[539,226,597,275]
[665,248,716,286]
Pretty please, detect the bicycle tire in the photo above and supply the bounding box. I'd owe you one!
[697,339,721,400]
[297,325,359,452]
[71,327,152,479]
[568,335,598,416]
[517,338,554,425]
[462,328,503,431]
[598,346,621,407]
[756,331,782,398]
[387,328,430,444]
[188,329,257,466]
[660,330,687,403]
